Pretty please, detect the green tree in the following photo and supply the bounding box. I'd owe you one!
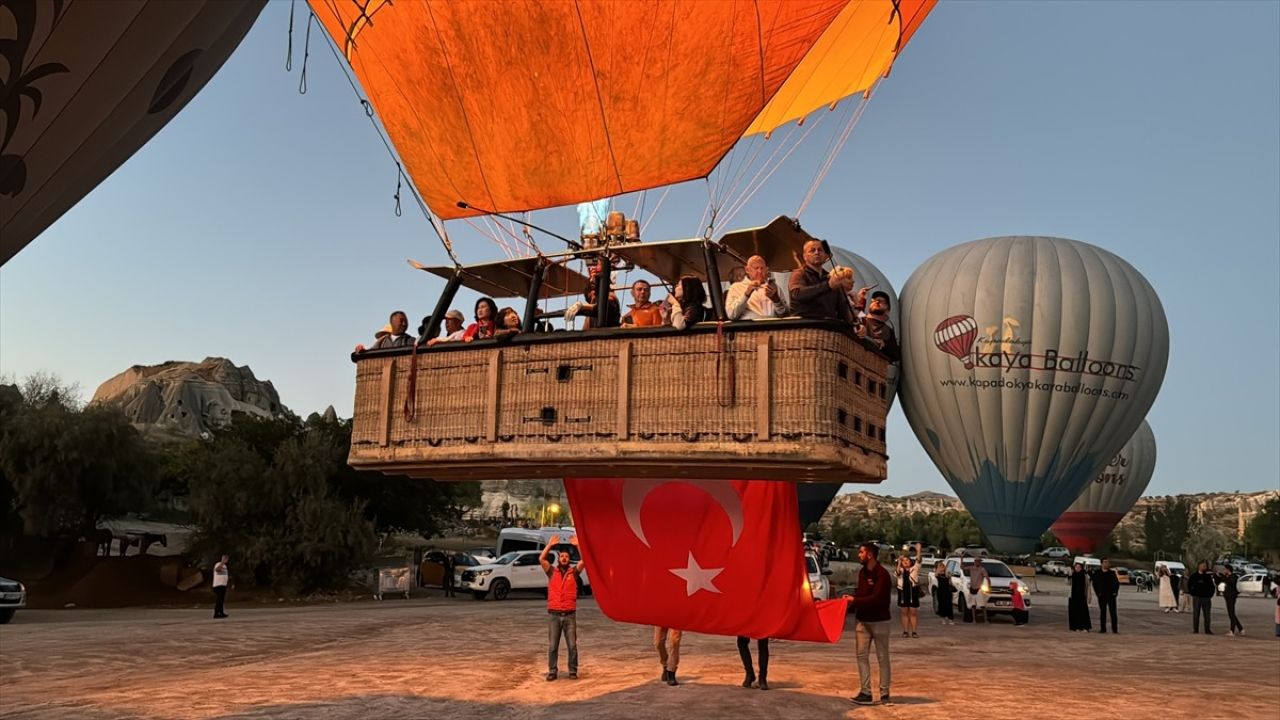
[0,399,156,537]
[1143,497,1194,558]
[1183,522,1230,567]
[1243,498,1280,553]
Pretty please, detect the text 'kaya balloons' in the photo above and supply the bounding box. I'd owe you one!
[898,237,1169,554]
[1051,420,1156,554]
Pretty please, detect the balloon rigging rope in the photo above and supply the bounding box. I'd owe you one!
[299,3,459,266]
[796,82,879,218]
[717,109,828,230]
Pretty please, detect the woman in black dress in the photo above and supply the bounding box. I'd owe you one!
[1068,561,1093,632]
[933,560,955,625]
[896,543,922,638]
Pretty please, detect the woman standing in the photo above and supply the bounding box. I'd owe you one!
[933,560,954,625]
[897,543,922,638]
[1157,565,1177,613]
[1068,562,1093,632]
[1220,567,1244,636]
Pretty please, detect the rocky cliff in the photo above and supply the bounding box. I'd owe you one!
[91,357,288,440]
[819,489,1279,545]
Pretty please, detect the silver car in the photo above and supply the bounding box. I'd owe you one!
[0,576,27,624]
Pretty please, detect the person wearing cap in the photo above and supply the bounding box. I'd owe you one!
[853,289,900,362]
[788,240,855,324]
[369,311,413,350]
[427,309,468,346]
[726,255,789,321]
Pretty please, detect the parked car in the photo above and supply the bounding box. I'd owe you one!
[459,548,591,600]
[929,557,1030,620]
[1073,556,1101,573]
[0,576,26,623]
[1041,546,1071,559]
[1245,563,1269,576]
[1112,567,1131,584]
[419,550,487,588]
[1041,560,1070,577]
[806,552,833,601]
[1154,560,1187,579]
[1237,573,1270,596]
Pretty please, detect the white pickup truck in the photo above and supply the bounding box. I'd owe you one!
[929,557,1030,619]
[458,549,591,600]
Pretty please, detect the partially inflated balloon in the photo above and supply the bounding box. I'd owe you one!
[0,0,266,265]
[1051,420,1156,554]
[898,237,1168,554]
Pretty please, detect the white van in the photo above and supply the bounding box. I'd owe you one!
[1154,560,1186,577]
[1073,556,1101,573]
[488,527,590,592]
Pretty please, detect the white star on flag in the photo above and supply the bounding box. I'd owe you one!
[669,552,724,596]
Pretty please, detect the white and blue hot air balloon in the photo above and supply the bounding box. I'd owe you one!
[898,236,1169,554]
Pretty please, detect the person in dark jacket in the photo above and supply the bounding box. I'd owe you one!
[1068,562,1092,632]
[841,542,892,706]
[369,310,414,350]
[1092,558,1121,633]
[1219,567,1243,636]
[1188,560,1216,634]
[788,240,856,324]
[441,552,456,598]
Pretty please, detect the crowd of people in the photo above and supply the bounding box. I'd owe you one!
[354,241,899,361]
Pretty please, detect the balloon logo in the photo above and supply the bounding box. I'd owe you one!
[933,315,978,369]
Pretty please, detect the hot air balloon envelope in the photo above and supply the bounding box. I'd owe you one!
[1051,420,1157,554]
[898,237,1169,554]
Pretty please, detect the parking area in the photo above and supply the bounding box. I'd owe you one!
[1,577,1276,720]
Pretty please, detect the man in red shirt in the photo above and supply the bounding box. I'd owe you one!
[539,534,585,681]
[841,541,893,706]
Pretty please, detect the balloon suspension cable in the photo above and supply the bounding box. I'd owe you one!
[300,11,456,264]
[298,12,312,94]
[796,85,877,218]
[718,112,826,230]
[286,0,295,71]
[455,201,582,251]
[639,185,672,237]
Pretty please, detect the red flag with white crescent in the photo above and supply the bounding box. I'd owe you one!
[563,478,849,642]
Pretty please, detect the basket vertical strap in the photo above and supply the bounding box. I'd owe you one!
[756,334,771,439]
[403,342,420,423]
[379,358,395,447]
[617,341,632,439]
[485,350,502,442]
[716,321,736,407]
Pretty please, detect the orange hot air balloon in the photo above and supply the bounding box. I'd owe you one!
[307,0,935,222]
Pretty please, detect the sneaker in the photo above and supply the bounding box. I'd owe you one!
[758,679,768,691]
[742,675,756,688]
[911,632,918,638]
[881,693,893,706]
[568,672,578,680]
[849,693,875,706]
[545,673,558,681]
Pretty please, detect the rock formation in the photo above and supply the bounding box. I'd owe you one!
[91,358,288,441]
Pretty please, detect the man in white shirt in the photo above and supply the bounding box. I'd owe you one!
[427,309,467,346]
[725,255,789,321]
[212,554,230,619]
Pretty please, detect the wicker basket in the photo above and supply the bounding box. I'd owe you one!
[350,322,890,482]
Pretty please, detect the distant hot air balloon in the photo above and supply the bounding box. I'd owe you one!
[898,237,1169,554]
[0,0,267,265]
[1051,420,1156,554]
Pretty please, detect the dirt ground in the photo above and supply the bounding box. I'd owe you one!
[2,577,1277,720]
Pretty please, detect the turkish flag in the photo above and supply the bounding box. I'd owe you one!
[563,478,849,642]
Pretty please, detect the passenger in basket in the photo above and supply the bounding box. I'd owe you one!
[495,307,523,337]
[463,297,499,342]
[856,291,900,362]
[426,309,467,346]
[539,534,586,681]
[621,280,665,327]
[565,276,621,329]
[669,275,710,330]
[369,311,413,350]
[788,240,855,324]
[726,255,789,321]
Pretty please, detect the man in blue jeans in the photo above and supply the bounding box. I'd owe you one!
[539,535,585,680]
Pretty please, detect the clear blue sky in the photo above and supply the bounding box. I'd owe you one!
[2,1,1277,497]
